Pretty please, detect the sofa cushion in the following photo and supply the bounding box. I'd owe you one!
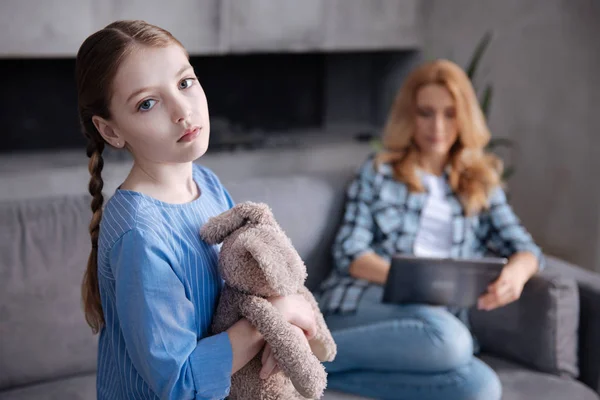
[0,373,96,400]
[480,354,598,400]
[543,255,600,393]
[469,271,579,378]
[0,196,98,390]
[224,175,344,290]
[0,374,363,400]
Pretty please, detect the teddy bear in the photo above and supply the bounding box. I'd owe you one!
[200,201,337,400]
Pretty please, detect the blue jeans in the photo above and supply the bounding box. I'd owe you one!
[323,286,501,400]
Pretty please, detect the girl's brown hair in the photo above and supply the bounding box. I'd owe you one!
[376,59,502,216]
[76,20,185,333]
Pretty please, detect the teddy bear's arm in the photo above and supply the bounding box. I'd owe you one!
[298,286,337,363]
[239,295,327,400]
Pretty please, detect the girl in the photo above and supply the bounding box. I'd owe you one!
[318,59,544,399]
[77,20,315,400]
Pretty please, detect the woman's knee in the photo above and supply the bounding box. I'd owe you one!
[437,320,473,369]
[325,304,474,373]
[414,306,473,370]
[460,358,502,400]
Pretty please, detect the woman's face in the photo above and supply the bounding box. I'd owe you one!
[413,83,459,158]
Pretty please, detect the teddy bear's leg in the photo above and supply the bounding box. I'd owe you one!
[239,295,328,399]
[228,356,264,400]
[290,389,317,400]
[229,353,299,400]
[298,287,337,362]
[260,370,298,400]
[260,373,311,400]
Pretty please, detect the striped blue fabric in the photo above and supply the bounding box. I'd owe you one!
[318,156,544,316]
[96,164,235,400]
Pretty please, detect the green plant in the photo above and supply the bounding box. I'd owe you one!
[465,31,515,181]
[466,31,494,118]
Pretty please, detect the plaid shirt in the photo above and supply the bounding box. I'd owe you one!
[318,157,544,316]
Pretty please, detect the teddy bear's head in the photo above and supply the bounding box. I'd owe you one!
[200,202,307,298]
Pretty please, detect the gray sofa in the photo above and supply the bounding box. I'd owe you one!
[1,142,600,400]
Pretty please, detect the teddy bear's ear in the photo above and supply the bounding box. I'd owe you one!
[200,202,278,245]
[238,226,307,293]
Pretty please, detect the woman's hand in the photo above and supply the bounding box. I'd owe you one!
[268,294,317,339]
[477,252,539,311]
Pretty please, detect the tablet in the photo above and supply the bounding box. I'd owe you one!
[382,254,507,308]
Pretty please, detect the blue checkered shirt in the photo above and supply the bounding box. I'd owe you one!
[318,157,544,316]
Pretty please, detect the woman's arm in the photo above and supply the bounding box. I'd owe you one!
[348,252,390,285]
[332,159,381,280]
[480,187,544,270]
[478,251,539,310]
[477,188,543,310]
[506,251,540,280]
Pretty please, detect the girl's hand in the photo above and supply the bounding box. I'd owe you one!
[268,294,317,339]
[259,342,280,379]
[260,295,316,379]
[477,253,537,311]
[260,325,308,379]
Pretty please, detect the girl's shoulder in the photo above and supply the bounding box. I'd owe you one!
[192,163,234,210]
[99,189,189,259]
[192,163,226,196]
[100,189,147,244]
[99,164,232,250]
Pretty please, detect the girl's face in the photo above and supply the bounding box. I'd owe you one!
[94,44,210,164]
[413,83,459,158]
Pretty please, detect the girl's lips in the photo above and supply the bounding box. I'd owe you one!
[178,127,200,142]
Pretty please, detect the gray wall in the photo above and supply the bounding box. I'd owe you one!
[0,0,420,56]
[1,0,599,272]
[421,0,600,271]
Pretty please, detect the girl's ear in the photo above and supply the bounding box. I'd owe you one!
[200,202,277,245]
[92,116,123,148]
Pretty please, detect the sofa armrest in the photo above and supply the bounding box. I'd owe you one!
[469,266,580,378]
[544,255,600,394]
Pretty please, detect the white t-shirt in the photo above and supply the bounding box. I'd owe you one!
[413,172,453,258]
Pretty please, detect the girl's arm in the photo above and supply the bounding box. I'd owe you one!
[113,228,234,400]
[227,318,264,374]
[228,296,317,374]
[223,295,319,376]
[112,228,317,400]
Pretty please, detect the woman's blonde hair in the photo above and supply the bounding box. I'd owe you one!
[376,59,502,216]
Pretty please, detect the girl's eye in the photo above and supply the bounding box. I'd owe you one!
[138,99,156,112]
[178,78,195,90]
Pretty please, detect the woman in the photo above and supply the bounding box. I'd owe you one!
[318,59,543,400]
